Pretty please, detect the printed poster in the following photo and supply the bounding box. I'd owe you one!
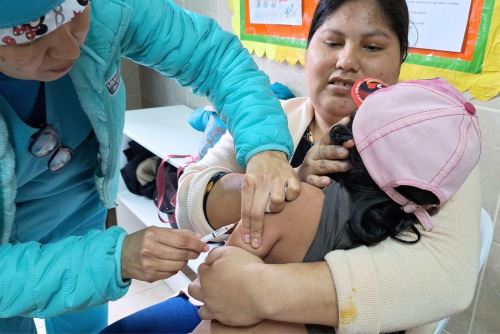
[407,0,472,52]
[249,0,303,26]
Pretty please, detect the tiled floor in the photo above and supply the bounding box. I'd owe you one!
[34,280,175,334]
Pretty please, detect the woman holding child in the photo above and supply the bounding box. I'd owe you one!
[104,0,481,333]
[185,0,481,332]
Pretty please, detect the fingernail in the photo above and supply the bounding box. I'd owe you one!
[203,244,209,252]
[252,239,261,248]
[244,234,251,243]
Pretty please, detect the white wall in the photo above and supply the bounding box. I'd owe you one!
[121,59,142,110]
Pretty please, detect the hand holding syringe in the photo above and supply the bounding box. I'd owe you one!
[200,223,237,243]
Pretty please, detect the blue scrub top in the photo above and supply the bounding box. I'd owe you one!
[0,74,106,244]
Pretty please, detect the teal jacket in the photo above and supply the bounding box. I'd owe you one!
[0,0,293,317]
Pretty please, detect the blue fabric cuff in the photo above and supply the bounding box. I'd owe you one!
[113,227,131,288]
[244,144,291,166]
[88,226,130,300]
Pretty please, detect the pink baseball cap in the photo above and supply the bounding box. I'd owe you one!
[352,78,481,231]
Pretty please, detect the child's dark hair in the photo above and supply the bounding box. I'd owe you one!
[329,115,439,245]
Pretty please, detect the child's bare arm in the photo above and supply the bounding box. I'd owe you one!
[225,182,325,264]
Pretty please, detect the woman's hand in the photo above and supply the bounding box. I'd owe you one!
[296,118,354,188]
[189,246,267,326]
[121,227,208,282]
[243,151,300,248]
[189,246,339,327]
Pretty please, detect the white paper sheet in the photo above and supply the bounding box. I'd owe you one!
[407,0,472,52]
[249,0,303,26]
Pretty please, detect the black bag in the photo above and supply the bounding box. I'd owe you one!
[120,141,156,199]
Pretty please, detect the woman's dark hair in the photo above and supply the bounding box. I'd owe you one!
[329,116,438,245]
[307,0,409,61]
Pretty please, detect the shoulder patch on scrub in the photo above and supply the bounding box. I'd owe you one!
[105,69,121,96]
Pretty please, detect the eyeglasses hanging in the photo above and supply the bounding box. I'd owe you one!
[29,125,74,172]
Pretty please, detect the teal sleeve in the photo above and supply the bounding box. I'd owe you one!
[0,227,130,318]
[120,0,293,166]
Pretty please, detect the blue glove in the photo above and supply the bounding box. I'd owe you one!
[271,82,295,100]
[188,106,212,132]
[188,105,227,158]
[199,112,227,158]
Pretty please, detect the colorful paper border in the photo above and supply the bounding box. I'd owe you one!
[405,0,494,74]
[229,0,310,65]
[229,0,500,100]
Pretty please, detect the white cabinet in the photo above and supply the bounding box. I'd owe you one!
[117,105,205,291]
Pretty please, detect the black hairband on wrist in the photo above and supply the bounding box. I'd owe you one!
[202,171,229,225]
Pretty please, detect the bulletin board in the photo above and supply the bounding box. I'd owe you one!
[400,0,499,101]
[228,0,500,101]
[228,0,318,66]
